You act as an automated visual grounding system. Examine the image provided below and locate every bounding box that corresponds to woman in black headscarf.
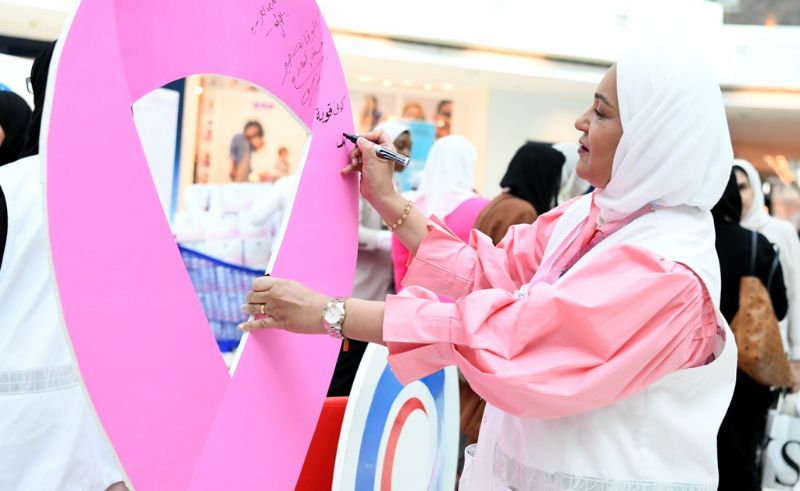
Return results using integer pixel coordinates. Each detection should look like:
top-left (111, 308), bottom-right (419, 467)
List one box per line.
top-left (0, 91), bottom-right (32, 166)
top-left (0, 42), bottom-right (54, 268)
top-left (1, 42), bottom-right (55, 268)
top-left (474, 141), bottom-right (565, 245)
top-left (0, 90), bottom-right (31, 266)
top-left (713, 169), bottom-right (788, 490)
top-left (19, 41), bottom-right (55, 160)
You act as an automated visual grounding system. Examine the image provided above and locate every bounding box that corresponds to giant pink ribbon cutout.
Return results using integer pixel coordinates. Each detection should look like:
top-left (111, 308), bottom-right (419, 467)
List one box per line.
top-left (43, 0), bottom-right (357, 488)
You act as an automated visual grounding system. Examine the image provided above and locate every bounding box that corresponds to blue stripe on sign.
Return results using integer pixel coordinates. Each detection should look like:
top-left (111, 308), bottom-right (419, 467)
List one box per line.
top-left (354, 365), bottom-right (446, 490)
top-left (355, 365), bottom-right (403, 490)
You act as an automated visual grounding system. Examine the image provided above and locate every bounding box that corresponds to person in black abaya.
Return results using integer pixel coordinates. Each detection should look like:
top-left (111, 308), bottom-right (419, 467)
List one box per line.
top-left (473, 141), bottom-right (566, 245)
top-left (0, 91), bottom-right (32, 167)
top-left (714, 169), bottom-right (789, 491)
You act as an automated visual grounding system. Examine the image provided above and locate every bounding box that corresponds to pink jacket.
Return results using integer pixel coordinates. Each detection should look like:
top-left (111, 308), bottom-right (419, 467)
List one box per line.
top-left (384, 199), bottom-right (716, 419)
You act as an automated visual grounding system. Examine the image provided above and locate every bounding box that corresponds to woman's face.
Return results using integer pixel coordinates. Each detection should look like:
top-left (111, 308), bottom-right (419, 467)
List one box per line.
top-left (574, 66), bottom-right (623, 188)
top-left (392, 132), bottom-right (412, 172)
top-left (735, 168), bottom-right (754, 216)
top-left (394, 132), bottom-right (412, 157)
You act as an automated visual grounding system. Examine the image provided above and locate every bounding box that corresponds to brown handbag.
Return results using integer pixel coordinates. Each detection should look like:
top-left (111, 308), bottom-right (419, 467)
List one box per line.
top-left (730, 232), bottom-right (794, 388)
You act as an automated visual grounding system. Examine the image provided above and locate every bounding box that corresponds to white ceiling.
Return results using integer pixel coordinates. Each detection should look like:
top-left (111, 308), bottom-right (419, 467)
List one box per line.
top-left (3, 0), bottom-right (798, 163)
top-left (727, 104), bottom-right (800, 153)
top-left (337, 35), bottom-right (800, 159)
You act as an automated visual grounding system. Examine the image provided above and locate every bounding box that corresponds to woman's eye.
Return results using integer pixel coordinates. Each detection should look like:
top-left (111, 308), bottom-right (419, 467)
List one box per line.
top-left (594, 108), bottom-right (604, 119)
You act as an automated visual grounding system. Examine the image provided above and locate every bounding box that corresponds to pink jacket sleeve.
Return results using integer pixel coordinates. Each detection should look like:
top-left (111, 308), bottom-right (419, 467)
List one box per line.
top-left (384, 232), bottom-right (716, 419)
top-left (399, 211), bottom-right (558, 300)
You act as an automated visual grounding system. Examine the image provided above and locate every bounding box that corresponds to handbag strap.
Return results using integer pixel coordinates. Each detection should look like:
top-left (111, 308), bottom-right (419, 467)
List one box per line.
top-left (767, 246), bottom-right (781, 290)
top-left (749, 230), bottom-right (782, 289)
top-left (750, 230), bottom-right (758, 276)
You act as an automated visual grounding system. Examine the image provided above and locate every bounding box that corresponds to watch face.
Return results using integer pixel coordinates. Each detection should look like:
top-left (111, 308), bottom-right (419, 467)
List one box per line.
top-left (324, 303), bottom-right (345, 325)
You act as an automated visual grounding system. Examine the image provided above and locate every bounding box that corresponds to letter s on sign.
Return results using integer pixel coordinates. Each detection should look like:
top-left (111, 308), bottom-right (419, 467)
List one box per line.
top-left (777, 440), bottom-right (800, 486)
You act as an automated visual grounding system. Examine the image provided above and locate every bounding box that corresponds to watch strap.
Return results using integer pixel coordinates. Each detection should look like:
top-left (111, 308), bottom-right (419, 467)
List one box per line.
top-left (322, 297), bottom-right (347, 340)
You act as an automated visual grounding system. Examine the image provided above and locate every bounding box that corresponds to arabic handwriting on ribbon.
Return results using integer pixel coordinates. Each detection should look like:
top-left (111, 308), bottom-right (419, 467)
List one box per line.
top-left (280, 20), bottom-right (325, 107)
top-left (314, 96), bottom-right (347, 124)
top-left (300, 71), bottom-right (322, 107)
top-left (250, 0), bottom-right (287, 39)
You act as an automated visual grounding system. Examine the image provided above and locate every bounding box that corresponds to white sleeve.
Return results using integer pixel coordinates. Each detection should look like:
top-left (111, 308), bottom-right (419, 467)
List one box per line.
top-left (357, 197), bottom-right (392, 252)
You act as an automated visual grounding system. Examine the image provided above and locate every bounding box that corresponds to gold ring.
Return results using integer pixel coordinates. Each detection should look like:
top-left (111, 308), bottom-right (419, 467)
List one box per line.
top-left (260, 304), bottom-right (266, 315)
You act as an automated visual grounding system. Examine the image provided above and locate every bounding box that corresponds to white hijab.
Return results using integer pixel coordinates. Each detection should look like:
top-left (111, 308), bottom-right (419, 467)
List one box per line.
top-left (595, 47), bottom-right (733, 222)
top-left (544, 47), bottom-right (732, 309)
top-left (374, 120), bottom-right (410, 145)
top-left (552, 142), bottom-right (589, 203)
top-left (735, 159), bottom-right (771, 230)
top-left (413, 135), bottom-right (478, 218)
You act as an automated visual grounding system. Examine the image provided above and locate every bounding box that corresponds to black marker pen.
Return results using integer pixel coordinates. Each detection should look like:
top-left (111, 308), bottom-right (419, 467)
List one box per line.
top-left (343, 133), bottom-right (411, 168)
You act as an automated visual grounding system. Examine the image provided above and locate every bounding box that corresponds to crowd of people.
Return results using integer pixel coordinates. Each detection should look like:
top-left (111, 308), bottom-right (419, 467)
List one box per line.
top-left (2, 39), bottom-right (800, 490)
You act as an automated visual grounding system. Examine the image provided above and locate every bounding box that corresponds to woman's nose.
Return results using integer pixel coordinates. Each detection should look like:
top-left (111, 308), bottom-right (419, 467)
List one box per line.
top-left (575, 112), bottom-right (589, 132)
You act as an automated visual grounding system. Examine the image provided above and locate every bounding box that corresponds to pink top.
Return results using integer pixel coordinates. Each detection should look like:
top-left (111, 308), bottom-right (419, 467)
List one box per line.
top-left (383, 198), bottom-right (717, 419)
top-left (392, 196), bottom-right (489, 291)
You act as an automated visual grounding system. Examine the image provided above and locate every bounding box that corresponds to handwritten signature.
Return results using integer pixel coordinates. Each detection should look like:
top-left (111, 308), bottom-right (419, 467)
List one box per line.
top-left (301, 72), bottom-right (322, 107)
top-left (280, 20), bottom-right (325, 107)
top-left (315, 96), bottom-right (346, 124)
top-left (250, 0), bottom-right (288, 39)
top-left (282, 21), bottom-right (320, 85)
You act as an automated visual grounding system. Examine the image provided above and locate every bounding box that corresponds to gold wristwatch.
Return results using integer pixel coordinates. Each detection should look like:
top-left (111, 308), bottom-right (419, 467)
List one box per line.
top-left (322, 297), bottom-right (348, 350)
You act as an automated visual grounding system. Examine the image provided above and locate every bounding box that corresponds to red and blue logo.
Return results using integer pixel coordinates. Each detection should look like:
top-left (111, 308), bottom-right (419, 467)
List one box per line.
top-left (333, 345), bottom-right (458, 490)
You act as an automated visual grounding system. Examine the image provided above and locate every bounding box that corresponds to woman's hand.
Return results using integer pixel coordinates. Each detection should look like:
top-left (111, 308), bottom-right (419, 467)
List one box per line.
top-left (341, 129), bottom-right (399, 206)
top-left (341, 129), bottom-right (431, 258)
top-left (239, 276), bottom-right (328, 334)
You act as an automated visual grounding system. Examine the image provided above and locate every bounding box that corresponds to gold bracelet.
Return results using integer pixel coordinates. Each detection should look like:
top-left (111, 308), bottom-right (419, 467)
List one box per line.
top-left (382, 200), bottom-right (413, 231)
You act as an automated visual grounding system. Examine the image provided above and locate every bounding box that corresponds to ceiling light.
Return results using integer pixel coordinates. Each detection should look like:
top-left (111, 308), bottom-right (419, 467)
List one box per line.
top-left (764, 14), bottom-right (778, 27)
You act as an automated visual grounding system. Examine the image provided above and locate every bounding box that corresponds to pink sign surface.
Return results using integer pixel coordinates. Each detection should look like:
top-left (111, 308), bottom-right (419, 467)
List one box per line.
top-left (43, 0), bottom-right (357, 489)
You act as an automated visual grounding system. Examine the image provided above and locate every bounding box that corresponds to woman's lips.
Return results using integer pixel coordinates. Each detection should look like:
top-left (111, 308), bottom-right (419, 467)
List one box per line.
top-left (578, 144), bottom-right (589, 155)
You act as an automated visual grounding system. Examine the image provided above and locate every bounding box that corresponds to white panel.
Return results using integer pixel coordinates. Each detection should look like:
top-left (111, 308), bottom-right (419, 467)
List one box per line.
top-left (132, 87), bottom-right (181, 220)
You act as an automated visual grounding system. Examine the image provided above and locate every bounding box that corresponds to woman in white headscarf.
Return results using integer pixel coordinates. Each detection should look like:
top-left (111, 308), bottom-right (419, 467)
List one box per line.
top-left (242, 46), bottom-right (735, 489)
top-left (734, 159), bottom-right (800, 369)
top-left (327, 120), bottom-right (412, 396)
top-left (352, 120), bottom-right (411, 302)
top-left (391, 135), bottom-right (489, 290)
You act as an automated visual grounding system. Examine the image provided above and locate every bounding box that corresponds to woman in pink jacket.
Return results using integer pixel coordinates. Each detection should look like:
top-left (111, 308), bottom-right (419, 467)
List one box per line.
top-left (242, 46), bottom-right (736, 490)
